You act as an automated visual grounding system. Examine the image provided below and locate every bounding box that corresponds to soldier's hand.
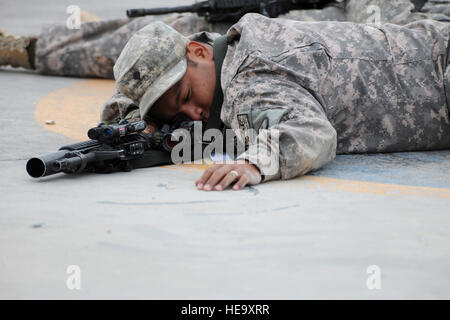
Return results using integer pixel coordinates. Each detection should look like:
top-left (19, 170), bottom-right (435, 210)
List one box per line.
top-left (143, 120), bottom-right (158, 134)
top-left (195, 160), bottom-right (262, 191)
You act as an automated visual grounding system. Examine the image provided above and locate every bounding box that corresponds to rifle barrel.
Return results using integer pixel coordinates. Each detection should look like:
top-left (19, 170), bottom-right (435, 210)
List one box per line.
top-left (26, 150), bottom-right (70, 178)
top-left (127, 5), bottom-right (196, 17)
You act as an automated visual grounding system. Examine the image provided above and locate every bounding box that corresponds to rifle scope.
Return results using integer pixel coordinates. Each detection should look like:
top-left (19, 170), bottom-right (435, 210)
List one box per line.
top-left (87, 121), bottom-right (146, 141)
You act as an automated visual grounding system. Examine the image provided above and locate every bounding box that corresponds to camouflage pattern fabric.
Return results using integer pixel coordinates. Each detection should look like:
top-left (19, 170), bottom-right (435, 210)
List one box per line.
top-left (346, 0), bottom-right (417, 24)
top-left (34, 4), bottom-right (349, 79)
top-left (222, 14), bottom-right (450, 181)
top-left (113, 22), bottom-right (191, 119)
top-left (97, 0), bottom-right (449, 122)
top-left (99, 91), bottom-right (137, 123)
top-left (35, 13), bottom-right (216, 78)
top-left (346, 0), bottom-right (450, 24)
top-left (35, 0), bottom-right (450, 79)
top-left (282, 5), bottom-right (346, 21)
top-left (414, 0), bottom-right (450, 22)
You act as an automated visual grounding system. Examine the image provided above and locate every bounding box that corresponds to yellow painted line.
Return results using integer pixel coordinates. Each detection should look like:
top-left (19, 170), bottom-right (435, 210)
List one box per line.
top-left (35, 80), bottom-right (450, 199)
top-left (162, 163), bottom-right (212, 171)
top-left (292, 176), bottom-right (450, 198)
top-left (35, 79), bottom-right (115, 141)
top-left (164, 164), bottom-right (450, 198)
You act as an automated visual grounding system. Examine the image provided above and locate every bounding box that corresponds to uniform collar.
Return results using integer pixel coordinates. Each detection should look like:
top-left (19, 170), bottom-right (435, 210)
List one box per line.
top-left (205, 34), bottom-right (228, 132)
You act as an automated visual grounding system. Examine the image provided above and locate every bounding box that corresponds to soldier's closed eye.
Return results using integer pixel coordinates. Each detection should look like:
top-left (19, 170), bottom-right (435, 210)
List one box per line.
top-left (184, 88), bottom-right (191, 103)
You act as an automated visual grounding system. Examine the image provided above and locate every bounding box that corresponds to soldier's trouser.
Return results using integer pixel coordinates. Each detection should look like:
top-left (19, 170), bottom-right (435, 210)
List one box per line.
top-left (34, 7), bottom-right (348, 79)
top-left (35, 14), bottom-right (227, 78)
top-left (33, 1), bottom-right (449, 79)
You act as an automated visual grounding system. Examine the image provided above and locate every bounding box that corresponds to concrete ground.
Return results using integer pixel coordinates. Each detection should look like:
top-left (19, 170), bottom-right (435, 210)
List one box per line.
top-left (1, 1), bottom-right (450, 300)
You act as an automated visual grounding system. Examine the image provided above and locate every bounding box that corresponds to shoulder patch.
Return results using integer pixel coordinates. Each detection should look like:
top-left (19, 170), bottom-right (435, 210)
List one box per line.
top-left (237, 113), bottom-right (251, 131)
top-left (237, 113), bottom-right (252, 150)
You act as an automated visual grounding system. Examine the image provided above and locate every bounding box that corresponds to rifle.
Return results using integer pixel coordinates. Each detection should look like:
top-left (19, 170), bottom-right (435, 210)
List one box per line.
top-left (26, 120), bottom-right (195, 178)
top-left (127, 0), bottom-right (344, 22)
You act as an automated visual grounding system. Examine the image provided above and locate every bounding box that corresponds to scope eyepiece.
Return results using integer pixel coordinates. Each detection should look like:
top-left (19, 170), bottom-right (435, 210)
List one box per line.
top-left (87, 127), bottom-right (100, 140)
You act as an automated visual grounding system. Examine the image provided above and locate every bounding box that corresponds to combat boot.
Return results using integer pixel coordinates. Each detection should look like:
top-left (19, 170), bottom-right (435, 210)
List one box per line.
top-left (0, 32), bottom-right (36, 69)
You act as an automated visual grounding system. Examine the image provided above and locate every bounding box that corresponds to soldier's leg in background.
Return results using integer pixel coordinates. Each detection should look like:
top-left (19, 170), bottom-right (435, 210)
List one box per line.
top-left (13, 1), bottom-right (436, 79)
top-left (34, 18), bottom-right (127, 78)
top-left (280, 4), bottom-right (347, 21)
top-left (422, 0), bottom-right (450, 16)
top-left (2, 2), bottom-right (356, 78)
top-left (413, 0), bottom-right (450, 23)
top-left (34, 13), bottom-right (222, 79)
top-left (0, 10), bottom-right (105, 71)
top-left (345, 0), bottom-right (450, 24)
top-left (345, 0), bottom-right (416, 24)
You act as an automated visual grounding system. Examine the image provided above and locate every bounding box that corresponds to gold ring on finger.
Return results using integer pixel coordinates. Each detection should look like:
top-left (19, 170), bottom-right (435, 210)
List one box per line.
top-left (229, 170), bottom-right (239, 177)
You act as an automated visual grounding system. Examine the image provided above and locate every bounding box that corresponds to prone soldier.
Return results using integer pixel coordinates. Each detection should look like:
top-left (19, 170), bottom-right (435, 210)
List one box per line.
top-left (109, 10), bottom-right (450, 190)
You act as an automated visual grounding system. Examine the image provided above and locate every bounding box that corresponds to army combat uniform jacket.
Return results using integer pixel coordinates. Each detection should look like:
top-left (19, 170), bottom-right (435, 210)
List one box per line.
top-left (218, 14), bottom-right (450, 181)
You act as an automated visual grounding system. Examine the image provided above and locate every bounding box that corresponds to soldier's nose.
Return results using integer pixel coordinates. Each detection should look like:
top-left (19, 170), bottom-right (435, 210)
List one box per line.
top-left (201, 110), bottom-right (209, 122)
top-left (186, 106), bottom-right (203, 121)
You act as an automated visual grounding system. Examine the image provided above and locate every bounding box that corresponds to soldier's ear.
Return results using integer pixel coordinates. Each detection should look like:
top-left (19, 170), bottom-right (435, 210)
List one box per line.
top-left (186, 41), bottom-right (213, 61)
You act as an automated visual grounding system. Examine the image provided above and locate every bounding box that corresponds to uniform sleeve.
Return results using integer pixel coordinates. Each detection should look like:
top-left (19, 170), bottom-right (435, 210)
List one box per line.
top-left (100, 89), bottom-right (139, 123)
top-left (227, 55), bottom-right (337, 182)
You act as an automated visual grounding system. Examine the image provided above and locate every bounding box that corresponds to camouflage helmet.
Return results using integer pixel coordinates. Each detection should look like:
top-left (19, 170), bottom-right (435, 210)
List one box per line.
top-left (113, 21), bottom-right (189, 119)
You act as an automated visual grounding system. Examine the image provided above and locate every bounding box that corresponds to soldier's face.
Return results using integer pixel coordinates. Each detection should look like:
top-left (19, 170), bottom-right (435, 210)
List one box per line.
top-left (150, 41), bottom-right (216, 123)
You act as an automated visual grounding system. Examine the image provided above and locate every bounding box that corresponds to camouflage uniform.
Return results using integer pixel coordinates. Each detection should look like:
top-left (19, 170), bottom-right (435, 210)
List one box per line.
top-left (34, 6), bottom-right (348, 79)
top-left (220, 13), bottom-right (450, 181)
top-left (98, 0), bottom-right (449, 122)
top-left (35, 14), bottom-right (218, 79)
top-left (31, 1), bottom-right (450, 180)
top-left (34, 0), bottom-right (449, 80)
top-left (111, 12), bottom-right (450, 181)
top-left (345, 0), bottom-right (450, 24)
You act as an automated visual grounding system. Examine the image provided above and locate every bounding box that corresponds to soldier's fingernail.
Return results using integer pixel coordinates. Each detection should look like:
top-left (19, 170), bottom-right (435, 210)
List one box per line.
top-left (204, 184), bottom-right (211, 191)
top-left (233, 185), bottom-right (239, 190)
top-left (197, 183), bottom-right (203, 189)
top-left (215, 185), bottom-right (222, 191)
